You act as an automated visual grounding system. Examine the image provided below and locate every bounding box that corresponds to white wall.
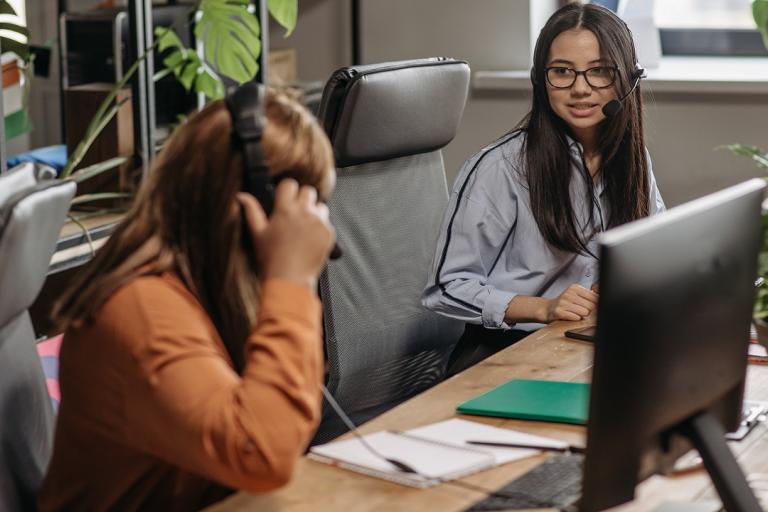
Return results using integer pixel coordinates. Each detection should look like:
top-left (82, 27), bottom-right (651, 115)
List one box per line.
top-left (268, 0), bottom-right (351, 82)
top-left (360, 0), bottom-right (534, 71)
top-left (643, 91), bottom-right (768, 206)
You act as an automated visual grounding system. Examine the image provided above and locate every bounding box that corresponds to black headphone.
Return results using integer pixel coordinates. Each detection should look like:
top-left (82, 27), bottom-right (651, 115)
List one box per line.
top-left (226, 81), bottom-right (276, 214)
top-left (225, 81), bottom-right (342, 259)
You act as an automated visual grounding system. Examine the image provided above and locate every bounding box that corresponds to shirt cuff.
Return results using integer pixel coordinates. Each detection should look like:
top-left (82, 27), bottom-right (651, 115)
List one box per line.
top-left (481, 289), bottom-right (517, 329)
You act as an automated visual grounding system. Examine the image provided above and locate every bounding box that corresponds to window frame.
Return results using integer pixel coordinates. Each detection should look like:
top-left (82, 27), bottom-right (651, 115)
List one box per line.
top-left (556, 0), bottom-right (768, 57)
top-left (659, 28), bottom-right (768, 57)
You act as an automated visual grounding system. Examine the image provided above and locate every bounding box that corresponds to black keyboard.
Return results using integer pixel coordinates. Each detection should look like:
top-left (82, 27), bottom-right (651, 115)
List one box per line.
top-left (466, 453), bottom-right (583, 511)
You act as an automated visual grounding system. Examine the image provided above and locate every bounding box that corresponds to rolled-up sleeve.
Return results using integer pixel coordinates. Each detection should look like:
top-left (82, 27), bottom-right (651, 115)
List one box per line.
top-left (422, 149), bottom-right (520, 329)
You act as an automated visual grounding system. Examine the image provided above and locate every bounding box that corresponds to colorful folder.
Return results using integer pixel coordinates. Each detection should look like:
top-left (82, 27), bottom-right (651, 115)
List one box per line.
top-left (457, 379), bottom-right (590, 425)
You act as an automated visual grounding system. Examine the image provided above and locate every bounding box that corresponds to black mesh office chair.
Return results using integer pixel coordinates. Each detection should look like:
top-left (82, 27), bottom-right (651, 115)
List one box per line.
top-left (0, 164), bottom-right (76, 511)
top-left (314, 58), bottom-right (470, 442)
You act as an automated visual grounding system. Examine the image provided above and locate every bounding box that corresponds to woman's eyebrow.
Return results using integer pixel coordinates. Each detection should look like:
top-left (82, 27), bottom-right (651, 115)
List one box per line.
top-left (548, 58), bottom-right (609, 66)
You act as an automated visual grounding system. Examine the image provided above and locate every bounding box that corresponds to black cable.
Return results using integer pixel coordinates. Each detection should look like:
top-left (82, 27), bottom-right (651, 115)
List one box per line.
top-left (320, 384), bottom-right (570, 507)
top-left (320, 385), bottom-right (417, 473)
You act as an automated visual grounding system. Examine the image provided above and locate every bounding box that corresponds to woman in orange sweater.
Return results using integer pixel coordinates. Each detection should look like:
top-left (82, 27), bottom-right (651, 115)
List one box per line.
top-left (38, 89), bottom-right (336, 510)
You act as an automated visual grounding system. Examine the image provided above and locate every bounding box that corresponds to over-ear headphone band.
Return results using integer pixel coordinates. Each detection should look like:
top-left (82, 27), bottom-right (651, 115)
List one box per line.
top-left (226, 82), bottom-right (275, 213)
top-left (226, 81), bottom-right (343, 260)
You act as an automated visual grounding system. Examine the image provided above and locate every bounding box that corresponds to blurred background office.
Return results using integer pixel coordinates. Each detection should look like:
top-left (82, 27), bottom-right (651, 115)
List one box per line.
top-left (19, 0), bottom-right (768, 209)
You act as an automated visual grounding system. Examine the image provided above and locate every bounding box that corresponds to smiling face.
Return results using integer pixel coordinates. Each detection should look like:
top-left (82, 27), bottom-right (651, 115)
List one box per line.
top-left (545, 28), bottom-right (617, 148)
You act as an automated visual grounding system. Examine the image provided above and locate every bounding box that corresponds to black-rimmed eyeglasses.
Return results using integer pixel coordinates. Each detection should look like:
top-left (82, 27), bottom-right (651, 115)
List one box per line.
top-left (545, 66), bottom-right (618, 89)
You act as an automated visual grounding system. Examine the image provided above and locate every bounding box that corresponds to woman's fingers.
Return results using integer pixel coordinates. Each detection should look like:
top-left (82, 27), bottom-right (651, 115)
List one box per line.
top-left (569, 285), bottom-right (598, 305)
top-left (237, 192), bottom-right (268, 238)
top-left (273, 178), bottom-right (300, 211)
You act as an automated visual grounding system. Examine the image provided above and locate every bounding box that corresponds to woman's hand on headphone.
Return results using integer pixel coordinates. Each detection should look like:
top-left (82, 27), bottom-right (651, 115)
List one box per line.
top-left (238, 179), bottom-right (336, 291)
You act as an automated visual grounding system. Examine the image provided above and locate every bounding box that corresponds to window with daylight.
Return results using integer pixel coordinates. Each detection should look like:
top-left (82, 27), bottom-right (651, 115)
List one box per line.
top-left (655, 0), bottom-right (767, 56)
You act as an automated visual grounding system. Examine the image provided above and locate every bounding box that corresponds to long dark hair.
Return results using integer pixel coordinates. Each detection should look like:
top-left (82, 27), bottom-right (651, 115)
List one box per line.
top-left (522, 2), bottom-right (649, 254)
top-left (53, 92), bottom-right (334, 371)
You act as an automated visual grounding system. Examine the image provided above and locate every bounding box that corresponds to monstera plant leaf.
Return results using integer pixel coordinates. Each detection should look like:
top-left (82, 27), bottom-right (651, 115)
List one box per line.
top-left (196, 0), bottom-right (261, 85)
top-left (156, 27), bottom-right (226, 99)
top-left (268, 0), bottom-right (298, 37)
top-left (154, 0), bottom-right (297, 98)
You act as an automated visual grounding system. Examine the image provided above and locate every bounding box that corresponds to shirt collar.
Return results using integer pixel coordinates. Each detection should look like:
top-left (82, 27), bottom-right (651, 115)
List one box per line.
top-left (565, 133), bottom-right (582, 153)
top-left (565, 133), bottom-right (606, 195)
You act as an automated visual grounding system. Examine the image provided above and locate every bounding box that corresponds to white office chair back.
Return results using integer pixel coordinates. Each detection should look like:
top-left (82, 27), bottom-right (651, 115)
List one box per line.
top-left (0, 163), bottom-right (75, 511)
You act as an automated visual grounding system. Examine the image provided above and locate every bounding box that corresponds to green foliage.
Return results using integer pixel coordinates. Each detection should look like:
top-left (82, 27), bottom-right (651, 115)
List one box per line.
top-left (156, 0), bottom-right (298, 99)
top-left (756, 211), bottom-right (768, 319)
top-left (755, 0), bottom-right (768, 49)
top-left (726, 143), bottom-right (768, 318)
top-left (724, 144), bottom-right (768, 169)
top-left (196, 0), bottom-right (261, 85)
top-left (156, 27), bottom-right (225, 99)
top-left (69, 156), bottom-right (129, 184)
top-left (268, 0), bottom-right (298, 37)
top-left (61, 0), bottom-right (299, 192)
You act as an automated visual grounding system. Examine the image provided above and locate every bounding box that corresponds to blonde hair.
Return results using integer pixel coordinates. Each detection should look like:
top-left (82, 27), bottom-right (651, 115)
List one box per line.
top-left (53, 90), bottom-right (334, 370)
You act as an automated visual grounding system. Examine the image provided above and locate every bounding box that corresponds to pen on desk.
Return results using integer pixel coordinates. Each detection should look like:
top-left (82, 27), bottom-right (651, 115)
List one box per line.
top-left (465, 440), bottom-right (585, 454)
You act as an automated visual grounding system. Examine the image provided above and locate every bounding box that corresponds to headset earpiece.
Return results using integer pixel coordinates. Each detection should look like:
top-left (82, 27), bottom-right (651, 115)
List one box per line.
top-left (226, 81), bottom-right (343, 260)
top-left (632, 63), bottom-right (646, 80)
top-left (226, 81), bottom-right (274, 214)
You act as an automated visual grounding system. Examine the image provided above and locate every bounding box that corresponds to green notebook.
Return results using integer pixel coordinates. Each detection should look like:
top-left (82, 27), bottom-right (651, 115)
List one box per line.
top-left (457, 379), bottom-right (590, 425)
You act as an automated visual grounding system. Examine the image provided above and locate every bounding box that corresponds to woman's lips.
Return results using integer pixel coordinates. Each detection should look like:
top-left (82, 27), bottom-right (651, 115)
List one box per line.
top-left (568, 103), bottom-right (600, 117)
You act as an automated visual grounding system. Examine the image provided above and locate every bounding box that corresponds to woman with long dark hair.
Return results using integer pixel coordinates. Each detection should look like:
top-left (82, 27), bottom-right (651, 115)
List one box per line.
top-left (423, 3), bottom-right (665, 374)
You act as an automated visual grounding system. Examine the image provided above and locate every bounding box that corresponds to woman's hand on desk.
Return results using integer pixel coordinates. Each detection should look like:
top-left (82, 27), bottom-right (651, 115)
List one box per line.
top-left (545, 284), bottom-right (598, 322)
top-left (504, 284), bottom-right (598, 323)
top-left (238, 179), bottom-right (336, 291)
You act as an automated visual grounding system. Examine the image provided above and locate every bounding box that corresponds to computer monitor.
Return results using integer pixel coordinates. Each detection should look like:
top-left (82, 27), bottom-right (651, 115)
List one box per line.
top-left (581, 178), bottom-right (766, 512)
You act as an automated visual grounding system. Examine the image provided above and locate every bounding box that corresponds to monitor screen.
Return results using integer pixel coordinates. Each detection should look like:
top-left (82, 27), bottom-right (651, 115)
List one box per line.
top-left (581, 178), bottom-right (765, 511)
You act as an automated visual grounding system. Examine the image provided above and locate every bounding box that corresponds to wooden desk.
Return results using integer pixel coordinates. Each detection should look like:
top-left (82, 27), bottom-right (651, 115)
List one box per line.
top-left (206, 321), bottom-right (768, 512)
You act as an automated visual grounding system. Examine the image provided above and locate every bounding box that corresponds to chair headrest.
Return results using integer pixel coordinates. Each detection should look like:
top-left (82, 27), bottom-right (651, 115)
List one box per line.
top-left (0, 164), bottom-right (76, 328)
top-left (317, 58), bottom-right (470, 168)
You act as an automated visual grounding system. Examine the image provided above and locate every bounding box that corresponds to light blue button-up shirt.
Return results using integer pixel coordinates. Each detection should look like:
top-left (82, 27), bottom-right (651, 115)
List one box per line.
top-left (422, 130), bottom-right (666, 331)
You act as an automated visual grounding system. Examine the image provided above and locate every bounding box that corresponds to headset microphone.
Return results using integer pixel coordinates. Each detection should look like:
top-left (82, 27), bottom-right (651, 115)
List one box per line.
top-left (602, 66), bottom-right (645, 118)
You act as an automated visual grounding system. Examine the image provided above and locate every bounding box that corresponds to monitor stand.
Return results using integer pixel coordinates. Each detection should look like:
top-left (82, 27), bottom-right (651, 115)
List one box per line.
top-left (681, 411), bottom-right (763, 512)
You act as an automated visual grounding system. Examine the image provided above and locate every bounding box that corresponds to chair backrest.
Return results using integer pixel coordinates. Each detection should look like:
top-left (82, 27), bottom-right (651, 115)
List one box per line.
top-left (316, 58), bottom-right (469, 428)
top-left (0, 163), bottom-right (75, 511)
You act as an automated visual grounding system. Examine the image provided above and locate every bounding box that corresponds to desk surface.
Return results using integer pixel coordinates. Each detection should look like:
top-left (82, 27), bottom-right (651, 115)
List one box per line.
top-left (206, 320), bottom-right (768, 512)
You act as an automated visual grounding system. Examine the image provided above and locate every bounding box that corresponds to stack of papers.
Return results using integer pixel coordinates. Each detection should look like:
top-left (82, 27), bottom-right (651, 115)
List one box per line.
top-left (308, 418), bottom-right (569, 487)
